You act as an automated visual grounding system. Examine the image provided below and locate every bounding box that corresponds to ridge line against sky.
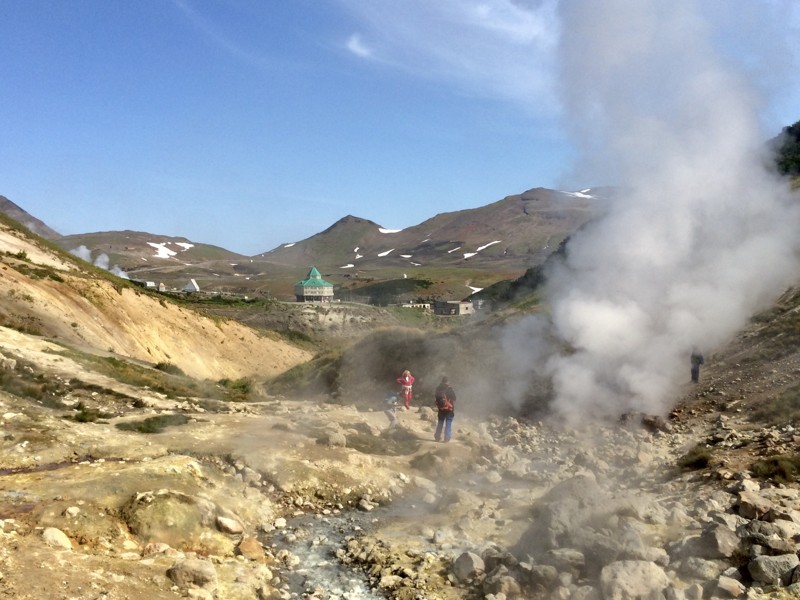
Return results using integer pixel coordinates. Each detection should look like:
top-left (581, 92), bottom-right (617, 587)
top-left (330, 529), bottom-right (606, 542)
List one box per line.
top-left (1, 1), bottom-right (799, 256)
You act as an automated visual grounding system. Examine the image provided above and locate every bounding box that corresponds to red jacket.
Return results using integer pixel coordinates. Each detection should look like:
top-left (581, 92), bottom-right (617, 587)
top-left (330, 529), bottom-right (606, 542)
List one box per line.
top-left (397, 374), bottom-right (414, 387)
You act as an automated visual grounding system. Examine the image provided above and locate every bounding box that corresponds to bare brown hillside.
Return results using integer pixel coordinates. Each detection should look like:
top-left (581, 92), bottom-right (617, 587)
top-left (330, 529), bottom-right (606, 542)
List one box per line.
top-left (0, 219), bottom-right (312, 381)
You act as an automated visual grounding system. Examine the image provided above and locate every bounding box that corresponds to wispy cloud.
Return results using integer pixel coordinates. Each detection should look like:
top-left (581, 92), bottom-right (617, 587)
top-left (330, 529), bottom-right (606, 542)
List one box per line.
top-left (337, 0), bottom-right (560, 113)
top-left (346, 33), bottom-right (373, 58)
top-left (170, 0), bottom-right (276, 70)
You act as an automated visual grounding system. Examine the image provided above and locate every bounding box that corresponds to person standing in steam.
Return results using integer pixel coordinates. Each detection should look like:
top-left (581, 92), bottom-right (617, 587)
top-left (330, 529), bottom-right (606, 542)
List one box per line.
top-left (382, 392), bottom-right (399, 430)
top-left (396, 369), bottom-right (415, 410)
top-left (690, 348), bottom-right (705, 383)
top-left (433, 376), bottom-right (456, 443)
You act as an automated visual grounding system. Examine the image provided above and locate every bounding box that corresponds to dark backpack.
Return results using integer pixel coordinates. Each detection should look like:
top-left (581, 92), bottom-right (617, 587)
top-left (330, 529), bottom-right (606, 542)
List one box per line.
top-left (435, 390), bottom-right (453, 411)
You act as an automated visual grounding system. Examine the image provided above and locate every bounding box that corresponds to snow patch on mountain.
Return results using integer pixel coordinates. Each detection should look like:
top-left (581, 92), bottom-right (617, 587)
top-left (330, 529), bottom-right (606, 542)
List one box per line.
top-left (476, 240), bottom-right (501, 252)
top-left (147, 242), bottom-right (177, 259)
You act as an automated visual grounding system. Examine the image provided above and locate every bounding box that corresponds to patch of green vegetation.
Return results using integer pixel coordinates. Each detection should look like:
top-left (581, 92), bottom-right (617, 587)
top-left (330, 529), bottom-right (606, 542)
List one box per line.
top-left (744, 288), bottom-right (800, 363)
top-left (217, 377), bottom-right (253, 401)
top-left (155, 362), bottom-right (185, 376)
top-left (751, 453), bottom-right (800, 483)
top-left (473, 257), bottom-right (552, 311)
top-left (69, 401), bottom-right (114, 423)
top-left (677, 443), bottom-right (713, 470)
top-left (265, 349), bottom-right (343, 398)
top-left (0, 312), bottom-right (44, 336)
top-left (338, 278), bottom-right (434, 306)
top-left (383, 305), bottom-right (439, 327)
top-left (0, 359), bottom-right (66, 408)
top-left (9, 262), bottom-right (64, 281)
top-left (49, 346), bottom-right (246, 403)
top-left (774, 119), bottom-right (800, 176)
top-left (277, 329), bottom-right (315, 347)
top-left (168, 293), bottom-right (275, 310)
top-left (115, 413), bottom-right (191, 434)
top-left (749, 383), bottom-right (800, 426)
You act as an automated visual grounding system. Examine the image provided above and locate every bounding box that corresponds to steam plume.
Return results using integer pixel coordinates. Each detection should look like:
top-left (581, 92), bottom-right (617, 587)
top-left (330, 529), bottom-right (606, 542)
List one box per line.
top-left (540, 1), bottom-right (800, 421)
top-left (70, 246), bottom-right (130, 279)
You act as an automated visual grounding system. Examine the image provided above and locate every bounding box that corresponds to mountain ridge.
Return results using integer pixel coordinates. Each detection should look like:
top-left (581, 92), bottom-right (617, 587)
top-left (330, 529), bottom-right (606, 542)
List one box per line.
top-left (0, 186), bottom-right (600, 301)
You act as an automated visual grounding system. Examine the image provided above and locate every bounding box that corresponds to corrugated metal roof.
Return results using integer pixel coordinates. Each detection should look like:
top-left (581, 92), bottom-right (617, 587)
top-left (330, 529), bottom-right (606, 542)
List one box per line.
top-left (295, 266), bottom-right (333, 287)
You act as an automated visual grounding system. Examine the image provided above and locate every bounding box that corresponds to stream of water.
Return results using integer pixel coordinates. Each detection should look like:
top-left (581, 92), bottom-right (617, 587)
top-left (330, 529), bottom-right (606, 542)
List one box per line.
top-left (270, 509), bottom-right (385, 599)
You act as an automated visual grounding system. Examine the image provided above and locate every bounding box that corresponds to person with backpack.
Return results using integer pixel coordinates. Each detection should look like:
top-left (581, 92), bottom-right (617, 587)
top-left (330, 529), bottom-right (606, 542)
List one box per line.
top-left (396, 369), bottom-right (415, 410)
top-left (433, 376), bottom-right (456, 442)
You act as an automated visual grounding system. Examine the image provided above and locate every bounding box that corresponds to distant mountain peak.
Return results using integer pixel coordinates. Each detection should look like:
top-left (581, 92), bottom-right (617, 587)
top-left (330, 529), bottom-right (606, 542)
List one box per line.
top-left (322, 215), bottom-right (380, 233)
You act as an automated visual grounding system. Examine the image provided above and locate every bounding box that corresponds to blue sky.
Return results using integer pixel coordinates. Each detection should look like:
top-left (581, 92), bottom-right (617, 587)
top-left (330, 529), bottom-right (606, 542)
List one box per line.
top-left (1, 1), bottom-right (798, 256)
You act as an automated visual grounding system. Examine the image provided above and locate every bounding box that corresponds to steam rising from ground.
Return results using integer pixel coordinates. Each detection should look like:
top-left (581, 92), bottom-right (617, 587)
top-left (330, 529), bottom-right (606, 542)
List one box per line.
top-left (510, 1), bottom-right (800, 422)
top-left (70, 245), bottom-right (130, 279)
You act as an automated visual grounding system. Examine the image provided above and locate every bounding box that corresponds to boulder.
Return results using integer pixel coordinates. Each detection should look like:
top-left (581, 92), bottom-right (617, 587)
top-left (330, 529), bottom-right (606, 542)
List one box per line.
top-left (737, 491), bottom-right (774, 519)
top-left (748, 553), bottom-right (800, 585)
top-left (528, 564), bottom-right (559, 587)
top-left (122, 490), bottom-right (233, 556)
top-left (318, 430), bottom-right (347, 447)
top-left (600, 561), bottom-right (668, 600)
top-left (696, 523), bottom-right (741, 559)
top-left (453, 551), bottom-right (485, 582)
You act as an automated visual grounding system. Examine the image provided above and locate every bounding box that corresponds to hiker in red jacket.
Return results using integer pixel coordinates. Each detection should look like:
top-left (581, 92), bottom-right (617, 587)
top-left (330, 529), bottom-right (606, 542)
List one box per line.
top-left (396, 369), bottom-right (415, 409)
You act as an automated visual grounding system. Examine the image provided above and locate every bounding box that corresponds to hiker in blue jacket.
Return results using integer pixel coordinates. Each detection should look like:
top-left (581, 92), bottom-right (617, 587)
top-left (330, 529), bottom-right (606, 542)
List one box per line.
top-left (383, 392), bottom-right (400, 429)
top-left (433, 377), bottom-right (456, 442)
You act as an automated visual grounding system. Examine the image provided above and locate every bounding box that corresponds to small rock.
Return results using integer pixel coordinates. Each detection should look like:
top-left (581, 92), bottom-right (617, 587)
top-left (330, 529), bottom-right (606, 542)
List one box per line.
top-left (716, 575), bottom-right (746, 598)
top-left (237, 536), bottom-right (265, 562)
top-left (357, 498), bottom-right (375, 512)
top-left (166, 559), bottom-right (218, 591)
top-left (216, 515), bottom-right (244, 534)
top-left (42, 527), bottom-right (72, 550)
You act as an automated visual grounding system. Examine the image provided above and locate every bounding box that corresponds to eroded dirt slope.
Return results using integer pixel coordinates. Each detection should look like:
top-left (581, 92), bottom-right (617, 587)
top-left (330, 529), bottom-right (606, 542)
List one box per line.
top-left (0, 221), bottom-right (311, 380)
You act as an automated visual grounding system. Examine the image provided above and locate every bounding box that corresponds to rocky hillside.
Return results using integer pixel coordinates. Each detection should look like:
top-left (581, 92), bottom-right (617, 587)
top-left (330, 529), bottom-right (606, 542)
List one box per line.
top-left (0, 214), bottom-right (311, 381)
top-left (0, 195), bottom-right (61, 240)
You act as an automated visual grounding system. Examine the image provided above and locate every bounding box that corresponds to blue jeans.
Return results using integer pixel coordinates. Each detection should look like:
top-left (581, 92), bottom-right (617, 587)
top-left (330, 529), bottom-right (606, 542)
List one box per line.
top-left (435, 412), bottom-right (454, 442)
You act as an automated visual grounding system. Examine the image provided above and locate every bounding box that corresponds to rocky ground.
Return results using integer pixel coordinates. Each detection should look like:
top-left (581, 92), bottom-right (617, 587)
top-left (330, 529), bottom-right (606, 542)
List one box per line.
top-left (3, 317), bottom-right (800, 600)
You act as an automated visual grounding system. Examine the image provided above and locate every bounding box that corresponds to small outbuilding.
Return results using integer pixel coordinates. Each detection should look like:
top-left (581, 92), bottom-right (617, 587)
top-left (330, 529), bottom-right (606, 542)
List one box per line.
top-left (183, 279), bottom-right (200, 293)
top-left (294, 267), bottom-right (334, 303)
top-left (433, 300), bottom-right (474, 316)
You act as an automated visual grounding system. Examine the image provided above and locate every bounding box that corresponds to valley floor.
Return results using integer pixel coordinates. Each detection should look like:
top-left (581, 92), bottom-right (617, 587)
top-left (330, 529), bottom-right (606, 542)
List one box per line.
top-left (2, 324), bottom-right (800, 599)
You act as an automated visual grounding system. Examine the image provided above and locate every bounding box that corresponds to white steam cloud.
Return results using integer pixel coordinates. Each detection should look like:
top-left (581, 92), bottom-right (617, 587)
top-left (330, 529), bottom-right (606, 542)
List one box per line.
top-left (70, 246), bottom-right (130, 280)
top-left (519, 1), bottom-right (800, 422)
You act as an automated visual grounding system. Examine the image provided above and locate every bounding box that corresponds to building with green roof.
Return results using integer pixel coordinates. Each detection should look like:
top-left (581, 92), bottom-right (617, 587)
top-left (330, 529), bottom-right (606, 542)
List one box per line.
top-left (294, 266), bottom-right (334, 303)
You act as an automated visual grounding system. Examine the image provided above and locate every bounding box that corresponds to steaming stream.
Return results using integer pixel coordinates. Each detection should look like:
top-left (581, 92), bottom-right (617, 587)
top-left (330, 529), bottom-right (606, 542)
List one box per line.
top-left (270, 510), bottom-right (384, 599)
